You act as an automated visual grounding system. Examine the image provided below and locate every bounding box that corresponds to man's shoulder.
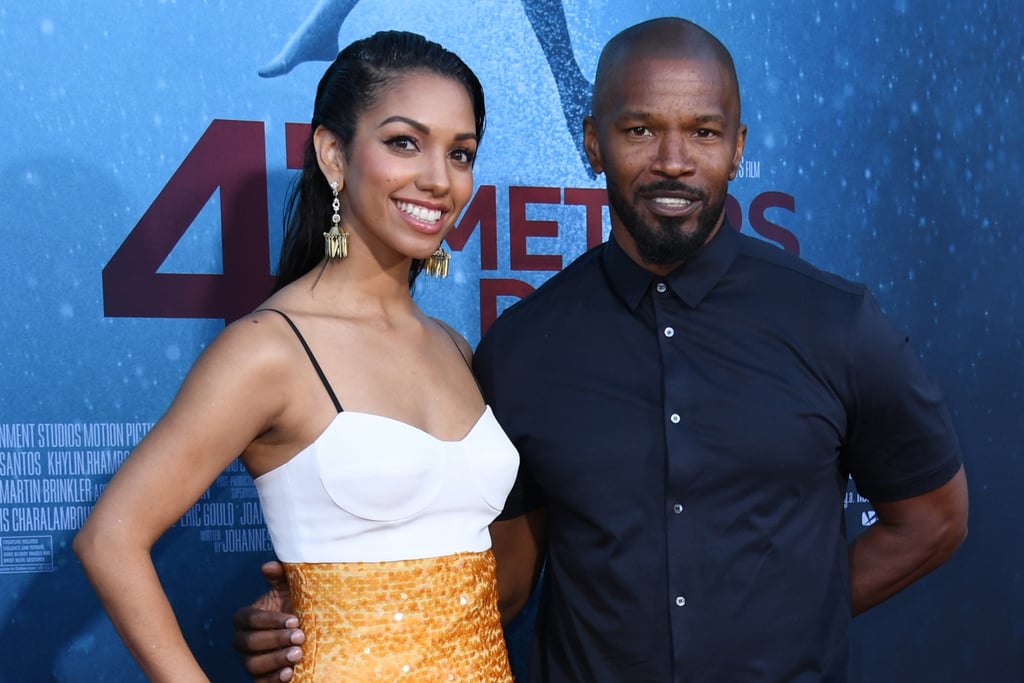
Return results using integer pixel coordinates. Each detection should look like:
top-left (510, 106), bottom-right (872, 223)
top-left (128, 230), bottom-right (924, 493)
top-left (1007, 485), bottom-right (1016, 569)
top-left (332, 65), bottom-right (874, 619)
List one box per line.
top-left (732, 231), bottom-right (867, 301)
top-left (487, 243), bottom-right (607, 332)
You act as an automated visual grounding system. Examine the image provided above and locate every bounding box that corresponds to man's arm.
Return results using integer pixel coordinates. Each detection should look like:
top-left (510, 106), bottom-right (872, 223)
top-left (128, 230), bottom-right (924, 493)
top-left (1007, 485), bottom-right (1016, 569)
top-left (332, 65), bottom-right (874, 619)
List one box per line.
top-left (490, 509), bottom-right (547, 625)
top-left (848, 466), bottom-right (968, 615)
top-left (231, 562), bottom-right (304, 682)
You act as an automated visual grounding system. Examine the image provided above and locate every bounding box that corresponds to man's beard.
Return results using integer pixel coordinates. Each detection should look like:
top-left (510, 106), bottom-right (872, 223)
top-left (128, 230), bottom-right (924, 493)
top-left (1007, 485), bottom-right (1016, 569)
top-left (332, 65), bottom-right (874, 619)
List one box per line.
top-left (607, 179), bottom-right (724, 267)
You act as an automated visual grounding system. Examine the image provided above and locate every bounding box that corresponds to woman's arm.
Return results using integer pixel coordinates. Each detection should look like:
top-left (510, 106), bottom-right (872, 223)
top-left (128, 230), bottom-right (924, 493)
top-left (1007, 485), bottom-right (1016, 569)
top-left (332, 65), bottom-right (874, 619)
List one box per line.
top-left (74, 317), bottom-right (288, 682)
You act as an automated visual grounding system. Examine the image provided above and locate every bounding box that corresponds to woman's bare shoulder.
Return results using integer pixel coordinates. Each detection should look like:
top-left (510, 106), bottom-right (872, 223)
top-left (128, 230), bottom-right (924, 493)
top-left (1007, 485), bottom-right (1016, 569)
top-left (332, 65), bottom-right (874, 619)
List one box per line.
top-left (430, 316), bottom-right (473, 363)
top-left (190, 308), bottom-right (306, 385)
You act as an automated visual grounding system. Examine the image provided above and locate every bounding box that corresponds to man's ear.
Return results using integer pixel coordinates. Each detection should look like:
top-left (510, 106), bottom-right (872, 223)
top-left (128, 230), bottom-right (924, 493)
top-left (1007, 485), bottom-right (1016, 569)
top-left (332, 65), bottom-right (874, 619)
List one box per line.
top-left (313, 126), bottom-right (346, 190)
top-left (728, 123), bottom-right (747, 181)
top-left (582, 116), bottom-right (604, 175)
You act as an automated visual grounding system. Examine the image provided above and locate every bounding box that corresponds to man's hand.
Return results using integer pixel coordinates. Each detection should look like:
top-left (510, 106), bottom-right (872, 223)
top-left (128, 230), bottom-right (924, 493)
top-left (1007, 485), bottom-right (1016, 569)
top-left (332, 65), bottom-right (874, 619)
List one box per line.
top-left (231, 561), bottom-right (304, 682)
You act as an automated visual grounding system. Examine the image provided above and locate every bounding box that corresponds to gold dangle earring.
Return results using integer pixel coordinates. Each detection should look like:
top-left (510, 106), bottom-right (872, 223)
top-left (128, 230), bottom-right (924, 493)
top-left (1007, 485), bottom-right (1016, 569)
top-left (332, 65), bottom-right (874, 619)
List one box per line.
top-left (424, 245), bottom-right (450, 278)
top-left (323, 181), bottom-right (348, 260)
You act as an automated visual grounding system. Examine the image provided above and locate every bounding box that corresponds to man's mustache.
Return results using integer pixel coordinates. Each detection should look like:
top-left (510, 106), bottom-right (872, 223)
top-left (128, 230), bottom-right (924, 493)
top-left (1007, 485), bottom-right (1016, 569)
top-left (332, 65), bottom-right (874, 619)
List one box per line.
top-left (636, 180), bottom-right (707, 201)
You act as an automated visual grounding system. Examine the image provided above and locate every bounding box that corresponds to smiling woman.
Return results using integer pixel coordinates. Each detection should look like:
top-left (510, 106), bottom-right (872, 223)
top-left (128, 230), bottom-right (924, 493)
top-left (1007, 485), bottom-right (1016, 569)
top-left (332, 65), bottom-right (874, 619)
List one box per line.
top-left (323, 73), bottom-right (478, 269)
top-left (74, 31), bottom-right (518, 683)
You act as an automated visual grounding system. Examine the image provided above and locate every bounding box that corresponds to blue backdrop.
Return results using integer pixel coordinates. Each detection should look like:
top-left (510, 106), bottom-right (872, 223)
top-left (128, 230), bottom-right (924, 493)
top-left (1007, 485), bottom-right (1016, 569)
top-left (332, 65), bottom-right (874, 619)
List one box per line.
top-left (0, 1), bottom-right (1020, 680)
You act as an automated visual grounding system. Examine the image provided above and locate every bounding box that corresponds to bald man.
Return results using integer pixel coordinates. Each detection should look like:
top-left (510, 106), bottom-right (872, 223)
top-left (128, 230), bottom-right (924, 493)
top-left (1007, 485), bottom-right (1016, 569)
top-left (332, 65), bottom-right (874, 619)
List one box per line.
top-left (235, 17), bottom-right (967, 682)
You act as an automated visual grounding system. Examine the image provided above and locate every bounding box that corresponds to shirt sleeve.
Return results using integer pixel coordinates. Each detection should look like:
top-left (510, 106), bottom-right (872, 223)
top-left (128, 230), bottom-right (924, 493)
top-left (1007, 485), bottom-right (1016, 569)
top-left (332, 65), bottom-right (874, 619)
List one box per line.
top-left (843, 290), bottom-right (963, 502)
top-left (473, 326), bottom-right (545, 519)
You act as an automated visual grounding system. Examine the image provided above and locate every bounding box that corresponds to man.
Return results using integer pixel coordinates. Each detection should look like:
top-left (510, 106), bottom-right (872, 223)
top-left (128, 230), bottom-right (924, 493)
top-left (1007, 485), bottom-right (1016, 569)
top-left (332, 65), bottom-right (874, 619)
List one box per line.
top-left (235, 17), bottom-right (967, 682)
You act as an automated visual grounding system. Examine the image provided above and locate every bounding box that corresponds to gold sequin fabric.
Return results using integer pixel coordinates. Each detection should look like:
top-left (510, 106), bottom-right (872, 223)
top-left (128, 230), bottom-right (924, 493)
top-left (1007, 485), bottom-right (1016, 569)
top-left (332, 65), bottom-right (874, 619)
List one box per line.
top-left (284, 550), bottom-right (513, 681)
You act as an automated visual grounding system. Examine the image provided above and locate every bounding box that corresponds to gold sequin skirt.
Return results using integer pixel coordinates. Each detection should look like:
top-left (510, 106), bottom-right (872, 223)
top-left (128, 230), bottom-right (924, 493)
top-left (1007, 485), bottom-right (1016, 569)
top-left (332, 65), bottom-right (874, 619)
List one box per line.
top-left (284, 550), bottom-right (513, 682)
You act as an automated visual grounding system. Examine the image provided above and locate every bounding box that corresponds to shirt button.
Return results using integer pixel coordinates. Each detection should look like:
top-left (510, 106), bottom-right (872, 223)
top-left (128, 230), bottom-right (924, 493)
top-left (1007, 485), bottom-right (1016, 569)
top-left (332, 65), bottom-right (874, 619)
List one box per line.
top-left (656, 282), bottom-right (667, 293)
top-left (670, 413), bottom-right (680, 424)
top-left (673, 503), bottom-right (683, 514)
top-left (664, 326), bottom-right (675, 338)
top-left (675, 596), bottom-right (686, 607)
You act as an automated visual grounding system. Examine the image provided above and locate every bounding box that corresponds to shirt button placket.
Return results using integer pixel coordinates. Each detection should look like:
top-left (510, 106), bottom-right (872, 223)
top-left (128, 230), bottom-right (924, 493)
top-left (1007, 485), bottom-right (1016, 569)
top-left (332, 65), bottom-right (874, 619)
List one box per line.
top-left (668, 407), bottom-right (683, 512)
top-left (655, 283), bottom-right (689, 632)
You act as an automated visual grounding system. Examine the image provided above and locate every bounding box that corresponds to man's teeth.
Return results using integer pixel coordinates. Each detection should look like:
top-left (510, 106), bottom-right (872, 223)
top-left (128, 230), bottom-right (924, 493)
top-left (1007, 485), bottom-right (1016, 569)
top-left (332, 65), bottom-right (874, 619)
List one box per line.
top-left (397, 200), bottom-right (442, 222)
top-left (653, 197), bottom-right (692, 207)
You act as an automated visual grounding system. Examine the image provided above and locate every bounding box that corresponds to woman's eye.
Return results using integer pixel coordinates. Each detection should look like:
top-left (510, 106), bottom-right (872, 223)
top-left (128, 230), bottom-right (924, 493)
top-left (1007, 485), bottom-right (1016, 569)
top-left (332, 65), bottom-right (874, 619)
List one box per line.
top-left (451, 148), bottom-right (476, 165)
top-left (386, 135), bottom-right (419, 151)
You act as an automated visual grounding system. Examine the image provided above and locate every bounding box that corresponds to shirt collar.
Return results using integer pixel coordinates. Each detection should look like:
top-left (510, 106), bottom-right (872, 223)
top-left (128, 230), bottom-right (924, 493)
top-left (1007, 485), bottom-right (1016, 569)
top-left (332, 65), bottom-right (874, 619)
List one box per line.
top-left (601, 221), bottom-right (741, 310)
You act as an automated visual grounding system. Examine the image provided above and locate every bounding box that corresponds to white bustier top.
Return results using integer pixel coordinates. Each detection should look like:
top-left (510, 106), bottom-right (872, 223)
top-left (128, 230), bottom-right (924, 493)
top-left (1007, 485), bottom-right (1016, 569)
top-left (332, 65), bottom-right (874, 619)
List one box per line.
top-left (253, 406), bottom-right (519, 563)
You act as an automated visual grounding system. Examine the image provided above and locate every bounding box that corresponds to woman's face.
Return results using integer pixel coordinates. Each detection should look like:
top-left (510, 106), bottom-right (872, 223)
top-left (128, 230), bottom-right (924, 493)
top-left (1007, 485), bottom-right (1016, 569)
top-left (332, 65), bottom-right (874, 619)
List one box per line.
top-left (333, 71), bottom-right (479, 264)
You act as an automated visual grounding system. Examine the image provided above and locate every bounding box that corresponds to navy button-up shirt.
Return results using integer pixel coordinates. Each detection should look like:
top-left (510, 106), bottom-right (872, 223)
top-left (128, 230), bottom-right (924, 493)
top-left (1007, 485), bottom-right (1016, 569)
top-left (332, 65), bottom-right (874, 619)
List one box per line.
top-left (475, 225), bottom-right (961, 682)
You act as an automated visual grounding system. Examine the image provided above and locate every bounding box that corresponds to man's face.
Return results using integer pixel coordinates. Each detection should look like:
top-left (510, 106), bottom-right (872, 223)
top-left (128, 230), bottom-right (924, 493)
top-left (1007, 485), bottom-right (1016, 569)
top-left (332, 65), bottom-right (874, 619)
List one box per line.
top-left (584, 53), bottom-right (746, 273)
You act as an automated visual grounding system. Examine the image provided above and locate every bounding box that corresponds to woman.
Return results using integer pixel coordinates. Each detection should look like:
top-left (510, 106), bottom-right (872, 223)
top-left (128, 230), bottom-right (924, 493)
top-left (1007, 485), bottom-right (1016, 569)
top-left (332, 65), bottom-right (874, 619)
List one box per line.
top-left (75, 31), bottom-right (518, 682)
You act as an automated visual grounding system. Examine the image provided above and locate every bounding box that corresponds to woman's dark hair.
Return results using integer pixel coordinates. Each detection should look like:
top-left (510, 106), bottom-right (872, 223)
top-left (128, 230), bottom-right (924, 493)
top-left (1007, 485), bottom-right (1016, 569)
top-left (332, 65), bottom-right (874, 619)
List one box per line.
top-left (273, 30), bottom-right (486, 292)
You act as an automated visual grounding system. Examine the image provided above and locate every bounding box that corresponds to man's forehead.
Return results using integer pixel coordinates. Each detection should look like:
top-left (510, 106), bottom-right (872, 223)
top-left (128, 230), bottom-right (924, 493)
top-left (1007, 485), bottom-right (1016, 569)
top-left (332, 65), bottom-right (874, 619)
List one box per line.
top-left (610, 50), bottom-right (729, 78)
top-left (605, 55), bottom-right (734, 101)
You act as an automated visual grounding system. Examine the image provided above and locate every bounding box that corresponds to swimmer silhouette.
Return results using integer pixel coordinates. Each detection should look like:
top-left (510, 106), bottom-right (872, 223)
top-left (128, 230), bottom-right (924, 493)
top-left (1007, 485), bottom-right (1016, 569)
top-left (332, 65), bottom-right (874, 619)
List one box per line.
top-left (259, 0), bottom-right (595, 176)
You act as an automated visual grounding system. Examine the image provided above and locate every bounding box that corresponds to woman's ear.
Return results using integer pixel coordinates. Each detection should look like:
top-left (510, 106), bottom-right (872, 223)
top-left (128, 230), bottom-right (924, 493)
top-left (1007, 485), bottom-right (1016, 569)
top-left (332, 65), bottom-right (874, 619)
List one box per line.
top-left (313, 126), bottom-right (346, 190)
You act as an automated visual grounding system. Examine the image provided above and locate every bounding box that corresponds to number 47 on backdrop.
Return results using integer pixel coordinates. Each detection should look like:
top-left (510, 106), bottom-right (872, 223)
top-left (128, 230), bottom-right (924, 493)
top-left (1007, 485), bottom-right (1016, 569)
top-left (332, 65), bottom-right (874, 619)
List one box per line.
top-left (103, 119), bottom-right (277, 324)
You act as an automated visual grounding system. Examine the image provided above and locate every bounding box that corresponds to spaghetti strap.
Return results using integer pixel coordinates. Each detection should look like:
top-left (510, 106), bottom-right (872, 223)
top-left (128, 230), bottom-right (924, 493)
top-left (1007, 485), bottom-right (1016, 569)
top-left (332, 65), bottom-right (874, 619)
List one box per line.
top-left (435, 320), bottom-right (473, 371)
top-left (259, 308), bottom-right (343, 413)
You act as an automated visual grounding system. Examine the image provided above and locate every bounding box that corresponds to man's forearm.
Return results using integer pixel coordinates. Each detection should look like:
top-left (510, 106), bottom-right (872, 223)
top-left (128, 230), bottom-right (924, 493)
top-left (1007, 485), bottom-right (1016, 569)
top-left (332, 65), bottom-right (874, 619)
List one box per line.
top-left (848, 467), bottom-right (968, 615)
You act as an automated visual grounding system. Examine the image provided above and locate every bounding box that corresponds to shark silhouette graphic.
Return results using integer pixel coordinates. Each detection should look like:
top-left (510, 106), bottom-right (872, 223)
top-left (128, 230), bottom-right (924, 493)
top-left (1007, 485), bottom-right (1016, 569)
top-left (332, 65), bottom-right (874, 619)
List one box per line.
top-left (259, 0), bottom-right (595, 176)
